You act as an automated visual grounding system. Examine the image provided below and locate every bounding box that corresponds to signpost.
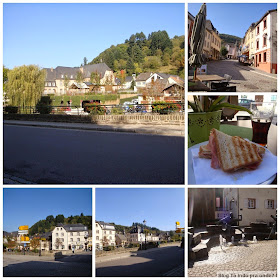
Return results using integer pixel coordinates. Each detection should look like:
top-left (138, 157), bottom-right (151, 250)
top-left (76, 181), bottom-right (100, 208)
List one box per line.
top-left (18, 225), bottom-right (29, 254)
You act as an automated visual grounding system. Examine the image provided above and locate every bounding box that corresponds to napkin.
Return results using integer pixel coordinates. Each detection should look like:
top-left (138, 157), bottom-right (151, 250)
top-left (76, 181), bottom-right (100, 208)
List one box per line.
top-left (191, 143), bottom-right (277, 185)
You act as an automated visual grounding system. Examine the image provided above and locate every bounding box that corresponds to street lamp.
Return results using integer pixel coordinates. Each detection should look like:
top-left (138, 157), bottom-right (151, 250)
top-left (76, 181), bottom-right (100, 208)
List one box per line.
top-left (143, 220), bottom-right (147, 250)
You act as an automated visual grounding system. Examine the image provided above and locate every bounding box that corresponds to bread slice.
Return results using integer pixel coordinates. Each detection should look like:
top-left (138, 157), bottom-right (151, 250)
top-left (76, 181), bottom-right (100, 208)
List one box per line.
top-left (211, 129), bottom-right (262, 172)
top-left (199, 145), bottom-right (212, 159)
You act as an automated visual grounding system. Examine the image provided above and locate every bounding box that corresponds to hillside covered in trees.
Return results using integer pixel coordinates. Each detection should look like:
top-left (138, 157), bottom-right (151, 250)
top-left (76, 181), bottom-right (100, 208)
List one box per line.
top-left (29, 214), bottom-right (92, 236)
top-left (90, 30), bottom-right (185, 78)
top-left (109, 222), bottom-right (166, 235)
top-left (220, 33), bottom-right (242, 46)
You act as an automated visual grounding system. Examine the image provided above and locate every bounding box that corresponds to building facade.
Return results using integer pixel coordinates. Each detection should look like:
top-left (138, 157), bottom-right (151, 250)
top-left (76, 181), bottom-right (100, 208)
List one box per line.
top-left (223, 188), bottom-right (277, 226)
top-left (43, 63), bottom-right (115, 95)
top-left (95, 221), bottom-right (116, 248)
top-left (52, 223), bottom-right (89, 251)
top-left (204, 20), bottom-right (221, 60)
top-left (254, 9), bottom-right (277, 73)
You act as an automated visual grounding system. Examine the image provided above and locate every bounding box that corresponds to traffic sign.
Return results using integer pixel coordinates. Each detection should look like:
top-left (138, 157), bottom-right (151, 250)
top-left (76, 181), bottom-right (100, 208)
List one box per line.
top-left (18, 230), bottom-right (29, 234)
top-left (19, 225), bottom-right (29, 230)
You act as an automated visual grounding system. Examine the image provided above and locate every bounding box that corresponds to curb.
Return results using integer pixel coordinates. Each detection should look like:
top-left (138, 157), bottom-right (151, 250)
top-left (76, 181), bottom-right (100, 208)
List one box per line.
top-left (96, 245), bottom-right (181, 264)
top-left (4, 122), bottom-right (184, 137)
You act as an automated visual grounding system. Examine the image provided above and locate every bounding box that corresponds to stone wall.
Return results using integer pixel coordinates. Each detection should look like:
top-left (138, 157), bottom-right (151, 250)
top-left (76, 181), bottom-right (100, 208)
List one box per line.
top-left (91, 113), bottom-right (185, 125)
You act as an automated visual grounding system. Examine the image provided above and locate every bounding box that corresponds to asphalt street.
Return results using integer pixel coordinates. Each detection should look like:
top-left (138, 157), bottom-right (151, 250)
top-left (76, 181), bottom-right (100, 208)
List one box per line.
top-left (3, 252), bottom-right (92, 277)
top-left (4, 124), bottom-right (184, 184)
top-left (96, 245), bottom-right (184, 277)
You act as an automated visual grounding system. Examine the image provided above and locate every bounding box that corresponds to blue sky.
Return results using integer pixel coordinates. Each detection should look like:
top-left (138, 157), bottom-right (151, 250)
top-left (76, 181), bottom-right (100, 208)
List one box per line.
top-left (3, 188), bottom-right (92, 232)
top-left (188, 3), bottom-right (277, 38)
top-left (96, 188), bottom-right (185, 231)
top-left (3, 3), bottom-right (184, 69)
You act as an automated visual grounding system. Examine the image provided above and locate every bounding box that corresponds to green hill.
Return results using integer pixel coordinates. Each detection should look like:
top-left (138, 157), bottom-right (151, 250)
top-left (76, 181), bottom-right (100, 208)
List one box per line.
top-left (89, 31), bottom-right (185, 78)
top-left (29, 214), bottom-right (92, 236)
top-left (219, 33), bottom-right (242, 46)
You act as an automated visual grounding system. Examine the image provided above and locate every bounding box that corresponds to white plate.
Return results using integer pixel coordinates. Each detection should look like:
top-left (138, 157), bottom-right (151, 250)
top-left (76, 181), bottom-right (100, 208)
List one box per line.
top-left (188, 141), bottom-right (277, 185)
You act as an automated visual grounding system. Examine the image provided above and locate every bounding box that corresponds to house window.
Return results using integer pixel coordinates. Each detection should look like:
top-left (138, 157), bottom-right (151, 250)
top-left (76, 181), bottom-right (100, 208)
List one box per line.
top-left (61, 75), bottom-right (64, 78)
top-left (110, 231), bottom-right (112, 234)
top-left (109, 236), bottom-right (112, 240)
top-left (70, 238), bottom-right (73, 241)
top-left (48, 82), bottom-right (51, 87)
top-left (96, 236), bottom-right (99, 240)
top-left (61, 238), bottom-right (64, 242)
top-left (56, 246), bottom-right (59, 249)
top-left (52, 82), bottom-right (55, 86)
top-left (257, 26), bottom-right (259, 34)
top-left (264, 52), bottom-right (267, 62)
top-left (70, 75), bottom-right (73, 79)
top-left (271, 95), bottom-right (277, 101)
top-left (96, 230), bottom-right (99, 234)
top-left (77, 238), bottom-right (80, 242)
top-left (256, 40), bottom-right (259, 49)
top-left (264, 19), bottom-right (267, 29)
top-left (248, 198), bottom-right (256, 209)
top-left (263, 36), bottom-right (267, 46)
top-left (45, 82), bottom-right (48, 86)
top-left (259, 53), bottom-right (261, 63)
top-left (62, 245), bottom-right (64, 249)
top-left (266, 200), bottom-right (274, 209)
top-left (61, 233), bottom-right (64, 236)
top-left (56, 233), bottom-right (58, 236)
top-left (77, 232), bottom-right (80, 236)
top-left (70, 233), bottom-right (73, 236)
top-left (104, 231), bottom-right (106, 235)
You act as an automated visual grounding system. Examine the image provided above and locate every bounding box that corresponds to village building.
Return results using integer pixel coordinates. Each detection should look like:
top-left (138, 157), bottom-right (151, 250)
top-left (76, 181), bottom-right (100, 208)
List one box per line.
top-left (43, 63), bottom-right (115, 96)
top-left (225, 42), bottom-right (238, 59)
top-left (254, 9), bottom-right (277, 73)
top-left (96, 221), bottom-right (116, 248)
top-left (52, 223), bottom-right (89, 251)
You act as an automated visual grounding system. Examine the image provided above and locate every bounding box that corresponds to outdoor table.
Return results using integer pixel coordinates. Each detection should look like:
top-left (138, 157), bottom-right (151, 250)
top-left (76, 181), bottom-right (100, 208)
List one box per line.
top-left (195, 74), bottom-right (226, 88)
top-left (188, 80), bottom-right (210, 92)
top-left (188, 123), bottom-right (277, 184)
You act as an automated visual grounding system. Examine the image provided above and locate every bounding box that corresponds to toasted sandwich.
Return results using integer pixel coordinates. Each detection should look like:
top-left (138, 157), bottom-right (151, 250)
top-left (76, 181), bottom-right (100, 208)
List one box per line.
top-left (199, 129), bottom-right (265, 172)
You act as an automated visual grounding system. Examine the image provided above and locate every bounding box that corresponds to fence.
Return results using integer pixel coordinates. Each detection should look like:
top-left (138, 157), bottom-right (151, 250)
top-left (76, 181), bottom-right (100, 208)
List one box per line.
top-left (4, 103), bottom-right (185, 116)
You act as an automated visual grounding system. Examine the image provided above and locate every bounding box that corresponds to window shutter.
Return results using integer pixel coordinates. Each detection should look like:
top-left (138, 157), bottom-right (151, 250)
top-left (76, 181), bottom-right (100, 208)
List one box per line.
top-left (255, 199), bottom-right (259, 209)
top-left (264, 200), bottom-right (268, 209)
top-left (244, 198), bottom-right (248, 208)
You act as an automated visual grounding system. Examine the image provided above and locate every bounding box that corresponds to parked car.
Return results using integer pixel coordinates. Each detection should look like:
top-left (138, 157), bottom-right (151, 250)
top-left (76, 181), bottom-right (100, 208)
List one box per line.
top-left (238, 98), bottom-right (254, 109)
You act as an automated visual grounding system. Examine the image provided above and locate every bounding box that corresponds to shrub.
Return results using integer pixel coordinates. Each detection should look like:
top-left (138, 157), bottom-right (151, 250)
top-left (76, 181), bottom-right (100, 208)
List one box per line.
top-left (151, 101), bottom-right (180, 114)
top-left (103, 246), bottom-right (115, 251)
top-left (36, 96), bottom-right (52, 114)
top-left (84, 103), bottom-right (106, 115)
top-left (4, 106), bottom-right (18, 114)
top-left (32, 249), bottom-right (39, 253)
top-left (111, 107), bottom-right (123, 115)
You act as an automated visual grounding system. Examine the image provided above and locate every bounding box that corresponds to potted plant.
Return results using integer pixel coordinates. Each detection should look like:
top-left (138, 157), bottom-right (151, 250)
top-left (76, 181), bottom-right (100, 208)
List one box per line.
top-left (188, 96), bottom-right (252, 145)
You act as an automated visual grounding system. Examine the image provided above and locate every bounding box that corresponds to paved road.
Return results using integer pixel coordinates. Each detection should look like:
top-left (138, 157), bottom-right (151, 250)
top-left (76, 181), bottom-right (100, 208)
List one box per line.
top-left (188, 240), bottom-right (277, 277)
top-left (4, 125), bottom-right (184, 184)
top-left (96, 245), bottom-right (184, 277)
top-left (206, 59), bottom-right (277, 92)
top-left (3, 252), bottom-right (92, 277)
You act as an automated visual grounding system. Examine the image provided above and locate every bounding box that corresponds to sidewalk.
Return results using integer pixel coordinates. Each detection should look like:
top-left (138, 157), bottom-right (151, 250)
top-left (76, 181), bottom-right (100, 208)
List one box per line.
top-left (4, 120), bottom-right (185, 137)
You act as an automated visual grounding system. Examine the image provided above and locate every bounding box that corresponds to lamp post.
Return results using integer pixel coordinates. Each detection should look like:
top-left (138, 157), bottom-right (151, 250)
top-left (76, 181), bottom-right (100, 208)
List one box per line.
top-left (143, 220), bottom-right (147, 250)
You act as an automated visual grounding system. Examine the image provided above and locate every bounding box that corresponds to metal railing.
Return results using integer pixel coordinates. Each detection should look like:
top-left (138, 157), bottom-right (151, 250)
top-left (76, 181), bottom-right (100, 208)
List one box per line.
top-left (4, 103), bottom-right (185, 116)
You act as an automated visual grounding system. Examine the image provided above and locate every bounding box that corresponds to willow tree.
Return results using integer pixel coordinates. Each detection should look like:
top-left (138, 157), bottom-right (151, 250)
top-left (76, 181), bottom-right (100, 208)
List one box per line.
top-left (6, 65), bottom-right (46, 108)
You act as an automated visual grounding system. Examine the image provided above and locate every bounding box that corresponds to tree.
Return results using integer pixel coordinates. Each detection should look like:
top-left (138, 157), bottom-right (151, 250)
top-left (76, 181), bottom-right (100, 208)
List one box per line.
top-left (30, 237), bottom-right (40, 250)
top-left (55, 214), bottom-right (65, 224)
top-left (55, 238), bottom-right (63, 249)
top-left (126, 58), bottom-right (135, 75)
top-left (76, 70), bottom-right (84, 94)
top-left (63, 75), bottom-right (70, 95)
top-left (221, 46), bottom-right (229, 57)
top-left (6, 65), bottom-right (46, 108)
top-left (83, 57), bottom-right (88, 66)
top-left (3, 65), bottom-right (9, 91)
top-left (46, 215), bottom-right (55, 224)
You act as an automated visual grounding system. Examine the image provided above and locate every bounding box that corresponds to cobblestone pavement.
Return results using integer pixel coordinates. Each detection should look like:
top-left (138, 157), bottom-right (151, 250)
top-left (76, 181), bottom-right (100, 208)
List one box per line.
top-left (206, 60), bottom-right (277, 92)
top-left (188, 240), bottom-right (277, 277)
